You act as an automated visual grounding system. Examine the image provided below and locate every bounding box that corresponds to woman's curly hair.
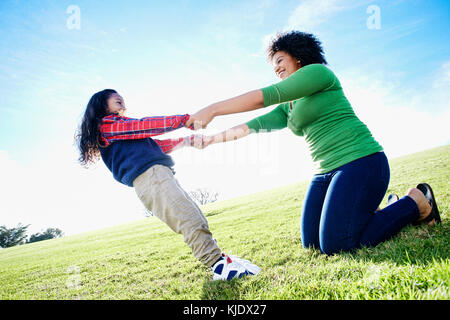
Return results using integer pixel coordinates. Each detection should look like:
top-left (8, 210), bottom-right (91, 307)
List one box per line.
top-left (75, 89), bottom-right (117, 167)
top-left (267, 31), bottom-right (327, 66)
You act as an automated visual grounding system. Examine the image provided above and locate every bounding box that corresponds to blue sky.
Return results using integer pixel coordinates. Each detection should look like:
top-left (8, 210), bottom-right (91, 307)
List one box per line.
top-left (1, 0), bottom-right (449, 236)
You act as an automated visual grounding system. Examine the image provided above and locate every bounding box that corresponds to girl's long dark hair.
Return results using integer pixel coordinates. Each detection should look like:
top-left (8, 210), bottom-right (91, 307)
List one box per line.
top-left (75, 89), bottom-right (117, 167)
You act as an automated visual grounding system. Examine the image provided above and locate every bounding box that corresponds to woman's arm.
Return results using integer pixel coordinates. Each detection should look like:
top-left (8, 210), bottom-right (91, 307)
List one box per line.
top-left (192, 104), bottom-right (288, 149)
top-left (261, 64), bottom-right (336, 106)
top-left (210, 90), bottom-right (264, 117)
top-left (186, 90), bottom-right (264, 129)
top-left (209, 123), bottom-right (251, 145)
top-left (186, 64), bottom-right (335, 130)
top-left (189, 124), bottom-right (250, 149)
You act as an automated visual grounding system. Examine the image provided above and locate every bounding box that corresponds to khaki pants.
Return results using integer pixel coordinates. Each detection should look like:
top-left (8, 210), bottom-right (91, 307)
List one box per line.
top-left (133, 165), bottom-right (222, 267)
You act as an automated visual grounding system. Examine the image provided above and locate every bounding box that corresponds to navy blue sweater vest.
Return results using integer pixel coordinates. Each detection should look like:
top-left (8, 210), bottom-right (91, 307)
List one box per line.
top-left (100, 138), bottom-right (174, 187)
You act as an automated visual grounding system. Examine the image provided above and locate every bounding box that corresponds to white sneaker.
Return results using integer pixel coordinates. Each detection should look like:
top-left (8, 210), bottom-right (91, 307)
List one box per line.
top-left (211, 253), bottom-right (260, 281)
top-left (228, 254), bottom-right (261, 276)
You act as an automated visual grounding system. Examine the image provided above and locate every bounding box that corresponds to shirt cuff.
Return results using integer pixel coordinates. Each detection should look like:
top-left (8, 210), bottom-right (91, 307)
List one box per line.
top-left (246, 118), bottom-right (262, 132)
top-left (261, 85), bottom-right (280, 107)
top-left (184, 114), bottom-right (196, 130)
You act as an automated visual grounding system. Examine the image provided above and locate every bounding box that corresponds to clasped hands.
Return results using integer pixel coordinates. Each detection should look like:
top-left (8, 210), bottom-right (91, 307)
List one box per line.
top-left (184, 107), bottom-right (215, 150)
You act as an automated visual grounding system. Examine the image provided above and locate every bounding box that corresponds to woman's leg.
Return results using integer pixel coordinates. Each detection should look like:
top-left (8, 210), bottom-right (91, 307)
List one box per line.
top-left (318, 152), bottom-right (420, 255)
top-left (359, 195), bottom-right (420, 247)
top-left (301, 173), bottom-right (331, 249)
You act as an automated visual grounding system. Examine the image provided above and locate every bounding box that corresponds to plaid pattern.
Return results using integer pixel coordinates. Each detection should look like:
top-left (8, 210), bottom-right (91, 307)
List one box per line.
top-left (153, 137), bottom-right (186, 154)
top-left (99, 114), bottom-right (190, 153)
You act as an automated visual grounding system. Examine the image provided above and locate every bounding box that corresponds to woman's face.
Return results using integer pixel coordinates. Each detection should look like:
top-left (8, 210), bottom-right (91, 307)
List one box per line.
top-left (272, 50), bottom-right (302, 80)
top-left (106, 93), bottom-right (126, 116)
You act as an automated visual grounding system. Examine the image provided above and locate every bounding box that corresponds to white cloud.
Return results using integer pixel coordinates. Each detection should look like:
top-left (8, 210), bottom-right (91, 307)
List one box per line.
top-left (261, 0), bottom-right (372, 57)
top-left (286, 0), bottom-right (345, 31)
top-left (339, 70), bottom-right (450, 158)
top-left (285, 0), bottom-right (373, 31)
top-left (433, 61), bottom-right (450, 89)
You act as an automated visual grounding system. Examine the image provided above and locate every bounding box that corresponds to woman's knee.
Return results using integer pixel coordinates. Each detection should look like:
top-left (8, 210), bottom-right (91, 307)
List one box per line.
top-left (302, 239), bottom-right (320, 250)
top-left (300, 224), bottom-right (320, 250)
top-left (319, 236), bottom-right (355, 255)
top-left (319, 241), bottom-right (339, 255)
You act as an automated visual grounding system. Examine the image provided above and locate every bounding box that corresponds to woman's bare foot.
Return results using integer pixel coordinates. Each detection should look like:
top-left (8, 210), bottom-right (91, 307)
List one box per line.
top-left (406, 188), bottom-right (435, 226)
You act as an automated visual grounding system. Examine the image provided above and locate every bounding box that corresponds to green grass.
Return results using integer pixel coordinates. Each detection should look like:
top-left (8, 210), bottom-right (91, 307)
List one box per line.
top-left (1, 145), bottom-right (449, 300)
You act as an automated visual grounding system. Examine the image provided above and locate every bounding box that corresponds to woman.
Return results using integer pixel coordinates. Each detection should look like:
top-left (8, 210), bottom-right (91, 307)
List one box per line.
top-left (75, 89), bottom-right (260, 281)
top-left (187, 31), bottom-right (441, 255)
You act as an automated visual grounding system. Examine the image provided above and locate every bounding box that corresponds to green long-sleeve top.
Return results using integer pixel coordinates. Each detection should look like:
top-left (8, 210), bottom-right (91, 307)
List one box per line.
top-left (246, 63), bottom-right (383, 174)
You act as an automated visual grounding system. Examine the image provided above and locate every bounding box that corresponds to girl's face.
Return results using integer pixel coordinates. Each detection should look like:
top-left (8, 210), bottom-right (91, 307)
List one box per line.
top-left (272, 50), bottom-right (302, 80)
top-left (106, 93), bottom-right (126, 116)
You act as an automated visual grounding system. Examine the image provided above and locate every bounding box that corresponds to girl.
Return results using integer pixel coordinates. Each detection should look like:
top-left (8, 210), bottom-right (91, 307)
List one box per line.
top-left (187, 31), bottom-right (441, 255)
top-left (75, 89), bottom-right (260, 281)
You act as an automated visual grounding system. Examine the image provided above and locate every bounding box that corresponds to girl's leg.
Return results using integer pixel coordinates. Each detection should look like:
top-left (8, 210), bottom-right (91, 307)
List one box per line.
top-left (133, 165), bottom-right (222, 267)
top-left (319, 152), bottom-right (419, 255)
top-left (301, 173), bottom-right (331, 249)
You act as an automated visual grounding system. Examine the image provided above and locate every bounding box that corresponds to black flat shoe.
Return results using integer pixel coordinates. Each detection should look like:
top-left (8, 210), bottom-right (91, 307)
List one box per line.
top-left (413, 183), bottom-right (441, 226)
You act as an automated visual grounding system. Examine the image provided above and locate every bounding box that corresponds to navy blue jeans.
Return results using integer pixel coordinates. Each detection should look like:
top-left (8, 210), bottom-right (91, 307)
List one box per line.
top-left (301, 152), bottom-right (420, 255)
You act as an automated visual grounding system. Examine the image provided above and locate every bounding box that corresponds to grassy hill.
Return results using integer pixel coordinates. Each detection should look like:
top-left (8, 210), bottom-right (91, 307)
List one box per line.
top-left (1, 145), bottom-right (449, 300)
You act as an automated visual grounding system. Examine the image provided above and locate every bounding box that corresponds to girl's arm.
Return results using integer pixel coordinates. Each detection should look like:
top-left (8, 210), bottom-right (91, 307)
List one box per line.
top-left (100, 114), bottom-right (191, 146)
top-left (153, 137), bottom-right (189, 154)
top-left (155, 135), bottom-right (211, 153)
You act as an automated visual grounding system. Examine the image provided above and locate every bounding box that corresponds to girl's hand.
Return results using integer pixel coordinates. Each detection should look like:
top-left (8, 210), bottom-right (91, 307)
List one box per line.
top-left (188, 134), bottom-right (214, 149)
top-left (186, 123), bottom-right (250, 150)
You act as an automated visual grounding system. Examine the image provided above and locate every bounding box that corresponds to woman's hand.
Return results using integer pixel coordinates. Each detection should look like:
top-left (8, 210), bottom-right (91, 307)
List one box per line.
top-left (186, 107), bottom-right (215, 130)
top-left (185, 89), bottom-right (264, 130)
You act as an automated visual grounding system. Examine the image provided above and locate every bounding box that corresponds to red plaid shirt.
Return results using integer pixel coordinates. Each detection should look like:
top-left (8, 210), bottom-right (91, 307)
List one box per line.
top-left (99, 114), bottom-right (190, 154)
